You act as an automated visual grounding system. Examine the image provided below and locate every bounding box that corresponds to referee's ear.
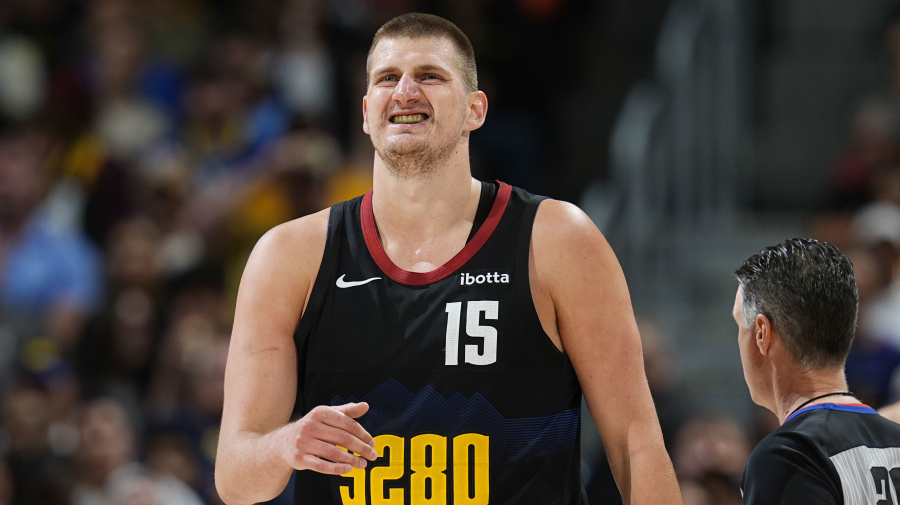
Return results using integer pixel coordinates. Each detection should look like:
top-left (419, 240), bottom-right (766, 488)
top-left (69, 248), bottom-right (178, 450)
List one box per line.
top-left (754, 313), bottom-right (773, 357)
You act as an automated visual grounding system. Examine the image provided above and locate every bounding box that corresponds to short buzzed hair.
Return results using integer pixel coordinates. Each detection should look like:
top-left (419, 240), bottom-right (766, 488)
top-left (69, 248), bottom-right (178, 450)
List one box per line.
top-left (366, 13), bottom-right (478, 93)
top-left (734, 238), bottom-right (859, 370)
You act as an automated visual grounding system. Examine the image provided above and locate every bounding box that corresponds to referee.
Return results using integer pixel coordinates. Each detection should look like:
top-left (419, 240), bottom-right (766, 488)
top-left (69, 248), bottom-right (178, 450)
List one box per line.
top-left (733, 238), bottom-right (900, 504)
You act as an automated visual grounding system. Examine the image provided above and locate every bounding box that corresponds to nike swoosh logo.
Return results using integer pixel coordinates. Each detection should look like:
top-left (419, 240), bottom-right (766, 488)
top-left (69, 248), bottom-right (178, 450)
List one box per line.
top-left (336, 274), bottom-right (382, 288)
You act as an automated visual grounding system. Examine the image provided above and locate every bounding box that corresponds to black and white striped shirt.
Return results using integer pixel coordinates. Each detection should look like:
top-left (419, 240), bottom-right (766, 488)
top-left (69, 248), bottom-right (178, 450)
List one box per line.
top-left (742, 403), bottom-right (900, 505)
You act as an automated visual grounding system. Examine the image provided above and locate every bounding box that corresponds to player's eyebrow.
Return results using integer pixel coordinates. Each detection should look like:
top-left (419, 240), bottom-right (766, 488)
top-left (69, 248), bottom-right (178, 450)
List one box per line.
top-left (371, 65), bottom-right (400, 77)
top-left (414, 64), bottom-right (450, 74)
top-left (372, 63), bottom-right (452, 79)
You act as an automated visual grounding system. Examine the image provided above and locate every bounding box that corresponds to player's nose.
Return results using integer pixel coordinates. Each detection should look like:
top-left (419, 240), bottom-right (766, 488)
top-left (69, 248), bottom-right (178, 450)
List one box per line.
top-left (392, 73), bottom-right (421, 103)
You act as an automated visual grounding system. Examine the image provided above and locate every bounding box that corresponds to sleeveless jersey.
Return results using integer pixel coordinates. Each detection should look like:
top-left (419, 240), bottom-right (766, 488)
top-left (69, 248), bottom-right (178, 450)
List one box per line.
top-left (292, 181), bottom-right (588, 504)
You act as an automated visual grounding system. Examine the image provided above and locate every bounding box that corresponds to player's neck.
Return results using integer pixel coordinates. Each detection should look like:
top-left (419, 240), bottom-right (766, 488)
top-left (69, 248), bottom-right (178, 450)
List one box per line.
top-left (773, 366), bottom-right (852, 424)
top-left (372, 157), bottom-right (478, 227)
top-left (370, 163), bottom-right (481, 271)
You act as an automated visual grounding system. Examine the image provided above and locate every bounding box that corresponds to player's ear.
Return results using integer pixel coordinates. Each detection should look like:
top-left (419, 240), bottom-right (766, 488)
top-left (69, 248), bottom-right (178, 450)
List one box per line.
top-left (465, 90), bottom-right (487, 132)
top-left (362, 95), bottom-right (370, 135)
top-left (754, 314), bottom-right (772, 356)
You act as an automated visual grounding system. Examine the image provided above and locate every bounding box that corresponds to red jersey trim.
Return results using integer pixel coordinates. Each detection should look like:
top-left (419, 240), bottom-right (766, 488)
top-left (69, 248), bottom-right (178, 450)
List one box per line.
top-left (361, 181), bottom-right (512, 286)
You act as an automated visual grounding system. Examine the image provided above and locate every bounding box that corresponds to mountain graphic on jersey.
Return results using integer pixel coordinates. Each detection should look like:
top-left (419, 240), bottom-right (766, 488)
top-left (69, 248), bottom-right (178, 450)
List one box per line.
top-left (330, 378), bottom-right (580, 462)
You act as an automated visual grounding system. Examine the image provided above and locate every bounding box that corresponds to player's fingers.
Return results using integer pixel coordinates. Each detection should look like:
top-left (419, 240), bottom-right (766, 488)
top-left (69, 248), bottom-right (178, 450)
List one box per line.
top-left (297, 452), bottom-right (355, 476)
top-left (301, 438), bottom-right (370, 469)
top-left (309, 405), bottom-right (376, 451)
top-left (333, 401), bottom-right (370, 419)
top-left (301, 422), bottom-right (378, 461)
top-left (333, 403), bottom-right (376, 449)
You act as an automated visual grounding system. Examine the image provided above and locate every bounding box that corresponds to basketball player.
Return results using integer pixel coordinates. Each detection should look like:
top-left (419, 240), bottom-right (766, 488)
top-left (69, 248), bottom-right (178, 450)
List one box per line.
top-left (215, 13), bottom-right (681, 504)
top-left (734, 238), bottom-right (900, 504)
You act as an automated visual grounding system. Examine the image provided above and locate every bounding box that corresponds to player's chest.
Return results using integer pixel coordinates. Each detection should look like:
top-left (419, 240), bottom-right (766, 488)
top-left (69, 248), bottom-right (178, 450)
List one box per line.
top-left (310, 265), bottom-right (552, 373)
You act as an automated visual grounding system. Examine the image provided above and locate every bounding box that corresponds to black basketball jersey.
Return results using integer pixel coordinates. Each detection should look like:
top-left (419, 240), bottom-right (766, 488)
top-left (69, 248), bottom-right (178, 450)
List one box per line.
top-left (741, 403), bottom-right (900, 505)
top-left (292, 181), bottom-right (588, 504)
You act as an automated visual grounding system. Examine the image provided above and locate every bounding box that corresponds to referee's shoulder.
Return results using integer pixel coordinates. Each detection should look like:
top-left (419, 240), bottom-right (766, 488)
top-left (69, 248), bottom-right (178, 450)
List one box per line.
top-left (751, 421), bottom-right (821, 463)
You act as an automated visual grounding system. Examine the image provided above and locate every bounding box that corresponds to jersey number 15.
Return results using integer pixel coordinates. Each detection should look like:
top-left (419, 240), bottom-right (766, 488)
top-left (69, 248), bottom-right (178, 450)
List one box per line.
top-left (444, 301), bottom-right (498, 366)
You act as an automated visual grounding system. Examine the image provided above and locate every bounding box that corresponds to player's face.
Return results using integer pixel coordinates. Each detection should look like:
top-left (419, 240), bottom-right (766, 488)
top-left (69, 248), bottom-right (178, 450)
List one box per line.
top-left (733, 286), bottom-right (769, 408)
top-left (363, 36), bottom-right (484, 174)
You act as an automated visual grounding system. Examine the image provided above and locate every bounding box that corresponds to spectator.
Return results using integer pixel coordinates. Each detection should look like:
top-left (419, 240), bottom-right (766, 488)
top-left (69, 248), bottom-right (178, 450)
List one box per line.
top-left (0, 457), bottom-right (13, 505)
top-left (852, 199), bottom-right (900, 350)
top-left (71, 397), bottom-right (203, 505)
top-left (844, 246), bottom-right (900, 407)
top-left (830, 99), bottom-right (900, 209)
top-left (2, 381), bottom-right (73, 505)
top-left (0, 25), bottom-right (45, 121)
top-left (671, 413), bottom-right (750, 505)
top-left (0, 127), bottom-right (103, 358)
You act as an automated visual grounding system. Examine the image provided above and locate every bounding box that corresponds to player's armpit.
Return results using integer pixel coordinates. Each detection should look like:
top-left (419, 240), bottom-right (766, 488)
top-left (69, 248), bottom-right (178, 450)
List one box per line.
top-left (531, 200), bottom-right (683, 505)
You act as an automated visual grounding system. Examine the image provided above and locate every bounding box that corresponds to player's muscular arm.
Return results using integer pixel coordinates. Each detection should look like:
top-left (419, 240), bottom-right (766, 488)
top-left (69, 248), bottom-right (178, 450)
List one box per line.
top-left (531, 200), bottom-right (683, 505)
top-left (215, 209), bottom-right (378, 505)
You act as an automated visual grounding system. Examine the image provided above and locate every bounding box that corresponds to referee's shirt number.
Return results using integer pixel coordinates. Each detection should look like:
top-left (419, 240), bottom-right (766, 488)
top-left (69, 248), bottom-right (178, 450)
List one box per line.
top-left (444, 301), bottom-right (498, 366)
top-left (872, 466), bottom-right (900, 504)
top-left (340, 433), bottom-right (490, 505)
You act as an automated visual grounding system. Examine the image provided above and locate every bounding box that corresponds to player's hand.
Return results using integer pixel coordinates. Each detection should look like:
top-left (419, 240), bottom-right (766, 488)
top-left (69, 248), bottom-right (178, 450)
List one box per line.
top-left (280, 402), bottom-right (378, 475)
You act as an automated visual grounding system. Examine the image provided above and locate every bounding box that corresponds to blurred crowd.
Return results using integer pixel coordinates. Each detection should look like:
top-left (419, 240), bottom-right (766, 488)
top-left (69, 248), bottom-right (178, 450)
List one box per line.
top-left (5, 0), bottom-right (900, 505)
top-left (812, 6), bottom-right (900, 418)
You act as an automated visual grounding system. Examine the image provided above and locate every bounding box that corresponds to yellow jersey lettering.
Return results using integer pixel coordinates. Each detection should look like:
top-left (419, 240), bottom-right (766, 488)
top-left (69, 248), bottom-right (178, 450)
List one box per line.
top-left (453, 433), bottom-right (489, 505)
top-left (339, 433), bottom-right (489, 505)
top-left (339, 453), bottom-right (366, 505)
top-left (371, 435), bottom-right (405, 504)
top-left (411, 434), bottom-right (448, 504)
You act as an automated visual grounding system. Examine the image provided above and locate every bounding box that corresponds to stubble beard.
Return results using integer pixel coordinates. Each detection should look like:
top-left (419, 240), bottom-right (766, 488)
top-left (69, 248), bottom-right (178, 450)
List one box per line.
top-left (374, 120), bottom-right (460, 180)
top-left (376, 142), bottom-right (457, 180)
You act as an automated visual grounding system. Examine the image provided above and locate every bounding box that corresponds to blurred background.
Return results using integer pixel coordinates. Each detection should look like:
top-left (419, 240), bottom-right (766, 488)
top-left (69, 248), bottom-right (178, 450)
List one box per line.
top-left (1, 0), bottom-right (899, 504)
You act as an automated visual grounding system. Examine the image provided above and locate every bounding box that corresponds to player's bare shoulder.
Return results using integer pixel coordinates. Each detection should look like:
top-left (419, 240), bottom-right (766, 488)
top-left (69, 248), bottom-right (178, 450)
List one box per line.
top-left (530, 199), bottom-right (627, 327)
top-left (237, 208), bottom-right (331, 318)
top-left (533, 199), bottom-right (600, 236)
top-left (531, 199), bottom-right (613, 270)
top-left (257, 208), bottom-right (330, 265)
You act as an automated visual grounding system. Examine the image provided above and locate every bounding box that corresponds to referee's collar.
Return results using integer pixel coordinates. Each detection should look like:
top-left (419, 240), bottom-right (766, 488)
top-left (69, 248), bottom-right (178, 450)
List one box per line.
top-left (786, 402), bottom-right (876, 423)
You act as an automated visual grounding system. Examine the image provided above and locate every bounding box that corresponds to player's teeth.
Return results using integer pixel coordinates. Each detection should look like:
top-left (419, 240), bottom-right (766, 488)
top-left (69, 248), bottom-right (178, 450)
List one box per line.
top-left (393, 114), bottom-right (425, 124)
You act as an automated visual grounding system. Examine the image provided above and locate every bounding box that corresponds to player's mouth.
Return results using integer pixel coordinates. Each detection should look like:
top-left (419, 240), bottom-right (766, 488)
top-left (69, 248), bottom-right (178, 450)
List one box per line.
top-left (390, 114), bottom-right (429, 124)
